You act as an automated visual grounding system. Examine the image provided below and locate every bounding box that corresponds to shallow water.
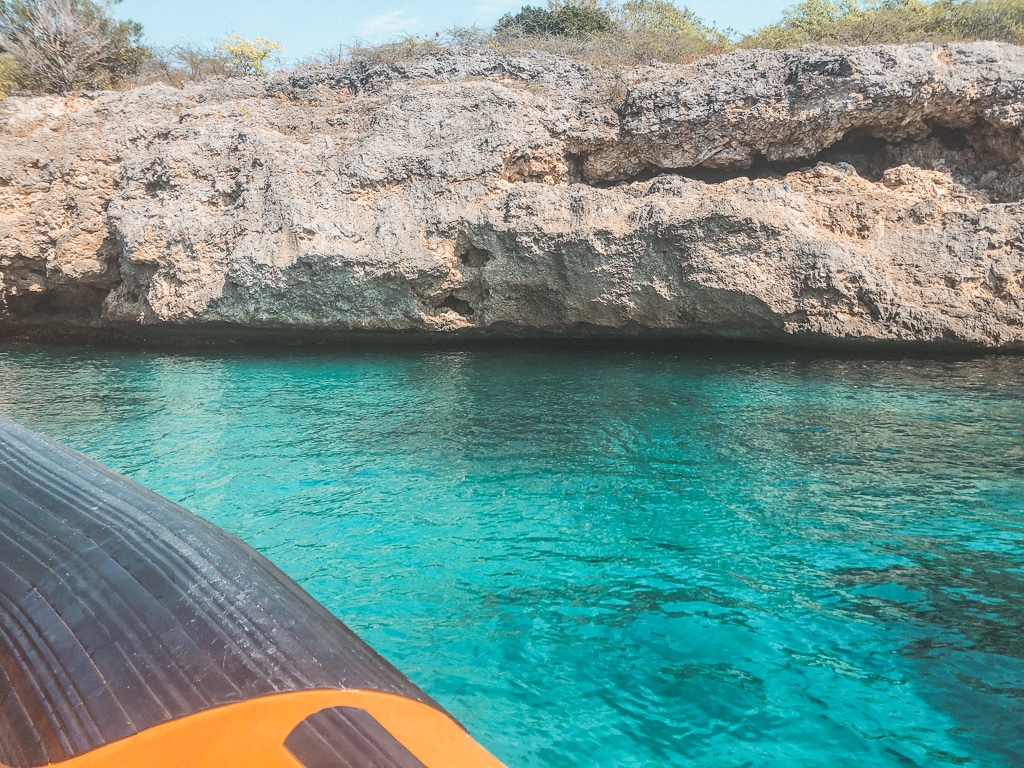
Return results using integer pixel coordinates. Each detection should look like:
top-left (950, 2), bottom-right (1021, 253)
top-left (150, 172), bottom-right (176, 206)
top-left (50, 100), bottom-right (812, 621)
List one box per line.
top-left (1, 344), bottom-right (1022, 767)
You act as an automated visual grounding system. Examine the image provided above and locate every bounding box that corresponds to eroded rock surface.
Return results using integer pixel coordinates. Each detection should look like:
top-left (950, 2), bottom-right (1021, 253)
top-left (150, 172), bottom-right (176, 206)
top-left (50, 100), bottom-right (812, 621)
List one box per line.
top-left (1, 43), bottom-right (1022, 348)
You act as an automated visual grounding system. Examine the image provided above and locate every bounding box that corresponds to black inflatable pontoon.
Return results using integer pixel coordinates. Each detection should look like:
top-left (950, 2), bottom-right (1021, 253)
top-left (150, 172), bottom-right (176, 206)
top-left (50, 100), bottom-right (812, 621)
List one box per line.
top-left (0, 414), bottom-right (502, 768)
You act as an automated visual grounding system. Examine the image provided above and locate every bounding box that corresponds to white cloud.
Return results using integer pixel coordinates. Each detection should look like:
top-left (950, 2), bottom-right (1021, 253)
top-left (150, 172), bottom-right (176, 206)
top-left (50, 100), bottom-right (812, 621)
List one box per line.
top-left (360, 9), bottom-right (420, 40)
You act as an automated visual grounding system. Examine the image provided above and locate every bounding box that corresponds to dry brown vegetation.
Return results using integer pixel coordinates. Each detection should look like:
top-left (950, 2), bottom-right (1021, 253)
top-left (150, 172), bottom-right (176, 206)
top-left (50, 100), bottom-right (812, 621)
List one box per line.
top-left (4, 0), bottom-right (1023, 96)
top-left (332, 0), bottom-right (1023, 72)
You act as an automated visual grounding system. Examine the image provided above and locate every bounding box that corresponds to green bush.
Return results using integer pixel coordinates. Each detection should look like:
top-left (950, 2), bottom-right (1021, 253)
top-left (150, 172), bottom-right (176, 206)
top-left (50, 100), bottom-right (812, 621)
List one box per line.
top-left (496, 5), bottom-right (557, 35)
top-left (496, 2), bottom-right (615, 37)
top-left (742, 0), bottom-right (1024, 48)
top-left (0, 0), bottom-right (149, 93)
top-left (551, 3), bottom-right (616, 35)
top-left (491, 1), bottom-right (729, 63)
top-left (939, 0), bottom-right (1024, 43)
top-left (493, 0), bottom-right (1024, 61)
top-left (619, 0), bottom-right (730, 50)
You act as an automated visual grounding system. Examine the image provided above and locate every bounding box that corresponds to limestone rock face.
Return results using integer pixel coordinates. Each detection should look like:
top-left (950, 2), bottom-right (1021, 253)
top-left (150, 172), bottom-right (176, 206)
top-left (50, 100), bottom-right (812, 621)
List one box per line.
top-left (1, 43), bottom-right (1023, 349)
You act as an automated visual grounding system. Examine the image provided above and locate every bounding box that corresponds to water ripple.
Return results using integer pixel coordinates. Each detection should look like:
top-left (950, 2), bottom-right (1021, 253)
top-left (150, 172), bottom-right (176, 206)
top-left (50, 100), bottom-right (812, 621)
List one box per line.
top-left (1, 346), bottom-right (1022, 767)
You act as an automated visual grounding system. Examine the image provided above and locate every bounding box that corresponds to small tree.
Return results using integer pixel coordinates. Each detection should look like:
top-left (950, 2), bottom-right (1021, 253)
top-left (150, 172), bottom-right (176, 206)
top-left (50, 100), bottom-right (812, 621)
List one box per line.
top-left (941, 0), bottom-right (1024, 43)
top-left (496, 5), bottom-right (560, 35)
top-left (751, 0), bottom-right (863, 47)
top-left (497, 2), bottom-right (614, 36)
top-left (0, 0), bottom-right (147, 93)
top-left (550, 3), bottom-right (615, 34)
top-left (619, 0), bottom-right (730, 48)
top-left (217, 34), bottom-right (282, 75)
top-left (740, 0), bottom-right (1024, 47)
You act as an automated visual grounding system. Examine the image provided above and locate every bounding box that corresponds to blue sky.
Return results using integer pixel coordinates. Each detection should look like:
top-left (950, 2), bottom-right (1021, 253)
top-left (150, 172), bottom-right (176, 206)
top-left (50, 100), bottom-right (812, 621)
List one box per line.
top-left (115, 1), bottom-right (796, 62)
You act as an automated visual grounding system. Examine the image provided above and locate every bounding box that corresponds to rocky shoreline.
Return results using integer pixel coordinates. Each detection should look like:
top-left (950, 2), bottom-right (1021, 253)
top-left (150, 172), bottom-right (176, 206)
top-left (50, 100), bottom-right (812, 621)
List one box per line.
top-left (1, 43), bottom-right (1022, 351)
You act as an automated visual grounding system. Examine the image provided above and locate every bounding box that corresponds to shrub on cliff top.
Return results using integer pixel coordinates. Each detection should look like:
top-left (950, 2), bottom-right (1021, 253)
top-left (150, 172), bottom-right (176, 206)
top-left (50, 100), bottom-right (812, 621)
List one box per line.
top-left (742, 0), bottom-right (1024, 47)
top-left (491, 0), bottom-right (1023, 62)
top-left (492, 0), bottom-right (730, 63)
top-left (139, 35), bottom-right (282, 88)
top-left (217, 35), bottom-right (283, 75)
top-left (0, 0), bottom-right (147, 93)
top-left (617, 0), bottom-right (731, 52)
top-left (247, 0), bottom-right (1024, 79)
top-left (496, 2), bottom-right (615, 37)
top-left (620, 0), bottom-right (727, 41)
top-left (940, 0), bottom-right (1024, 42)
top-left (139, 42), bottom-right (231, 88)
top-left (344, 35), bottom-right (445, 66)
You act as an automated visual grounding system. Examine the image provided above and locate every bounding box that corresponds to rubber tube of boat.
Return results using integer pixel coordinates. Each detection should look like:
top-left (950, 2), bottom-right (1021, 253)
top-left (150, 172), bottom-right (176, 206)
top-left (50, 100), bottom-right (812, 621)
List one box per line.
top-left (0, 414), bottom-right (504, 768)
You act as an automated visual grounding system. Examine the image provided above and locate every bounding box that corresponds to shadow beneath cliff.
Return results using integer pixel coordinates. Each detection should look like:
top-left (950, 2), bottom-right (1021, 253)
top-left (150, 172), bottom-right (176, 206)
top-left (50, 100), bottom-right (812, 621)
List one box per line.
top-left (1, 320), bottom-right (1020, 361)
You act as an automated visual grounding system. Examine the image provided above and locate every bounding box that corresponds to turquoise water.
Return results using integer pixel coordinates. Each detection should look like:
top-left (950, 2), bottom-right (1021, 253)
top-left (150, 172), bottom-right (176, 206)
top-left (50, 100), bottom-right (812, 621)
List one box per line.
top-left (1, 344), bottom-right (1023, 767)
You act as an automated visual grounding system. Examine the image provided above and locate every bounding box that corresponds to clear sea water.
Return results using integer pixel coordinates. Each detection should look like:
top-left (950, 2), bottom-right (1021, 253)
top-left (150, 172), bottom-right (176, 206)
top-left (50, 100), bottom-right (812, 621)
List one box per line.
top-left (1, 343), bottom-right (1022, 768)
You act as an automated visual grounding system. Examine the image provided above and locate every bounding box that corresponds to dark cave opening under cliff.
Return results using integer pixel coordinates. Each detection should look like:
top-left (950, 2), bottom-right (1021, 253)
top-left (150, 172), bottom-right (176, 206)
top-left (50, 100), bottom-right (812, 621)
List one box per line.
top-left (2, 285), bottom-right (109, 320)
top-left (589, 123), bottom-right (1020, 203)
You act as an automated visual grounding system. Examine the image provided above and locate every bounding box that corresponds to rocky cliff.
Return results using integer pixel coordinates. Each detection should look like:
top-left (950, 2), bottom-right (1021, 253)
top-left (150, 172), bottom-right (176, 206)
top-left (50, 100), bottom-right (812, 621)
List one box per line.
top-left (1, 43), bottom-right (1023, 349)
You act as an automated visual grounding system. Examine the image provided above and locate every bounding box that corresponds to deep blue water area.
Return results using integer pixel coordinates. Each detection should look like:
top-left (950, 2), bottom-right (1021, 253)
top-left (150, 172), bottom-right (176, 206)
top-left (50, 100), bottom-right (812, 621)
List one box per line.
top-left (1, 344), bottom-right (1022, 767)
